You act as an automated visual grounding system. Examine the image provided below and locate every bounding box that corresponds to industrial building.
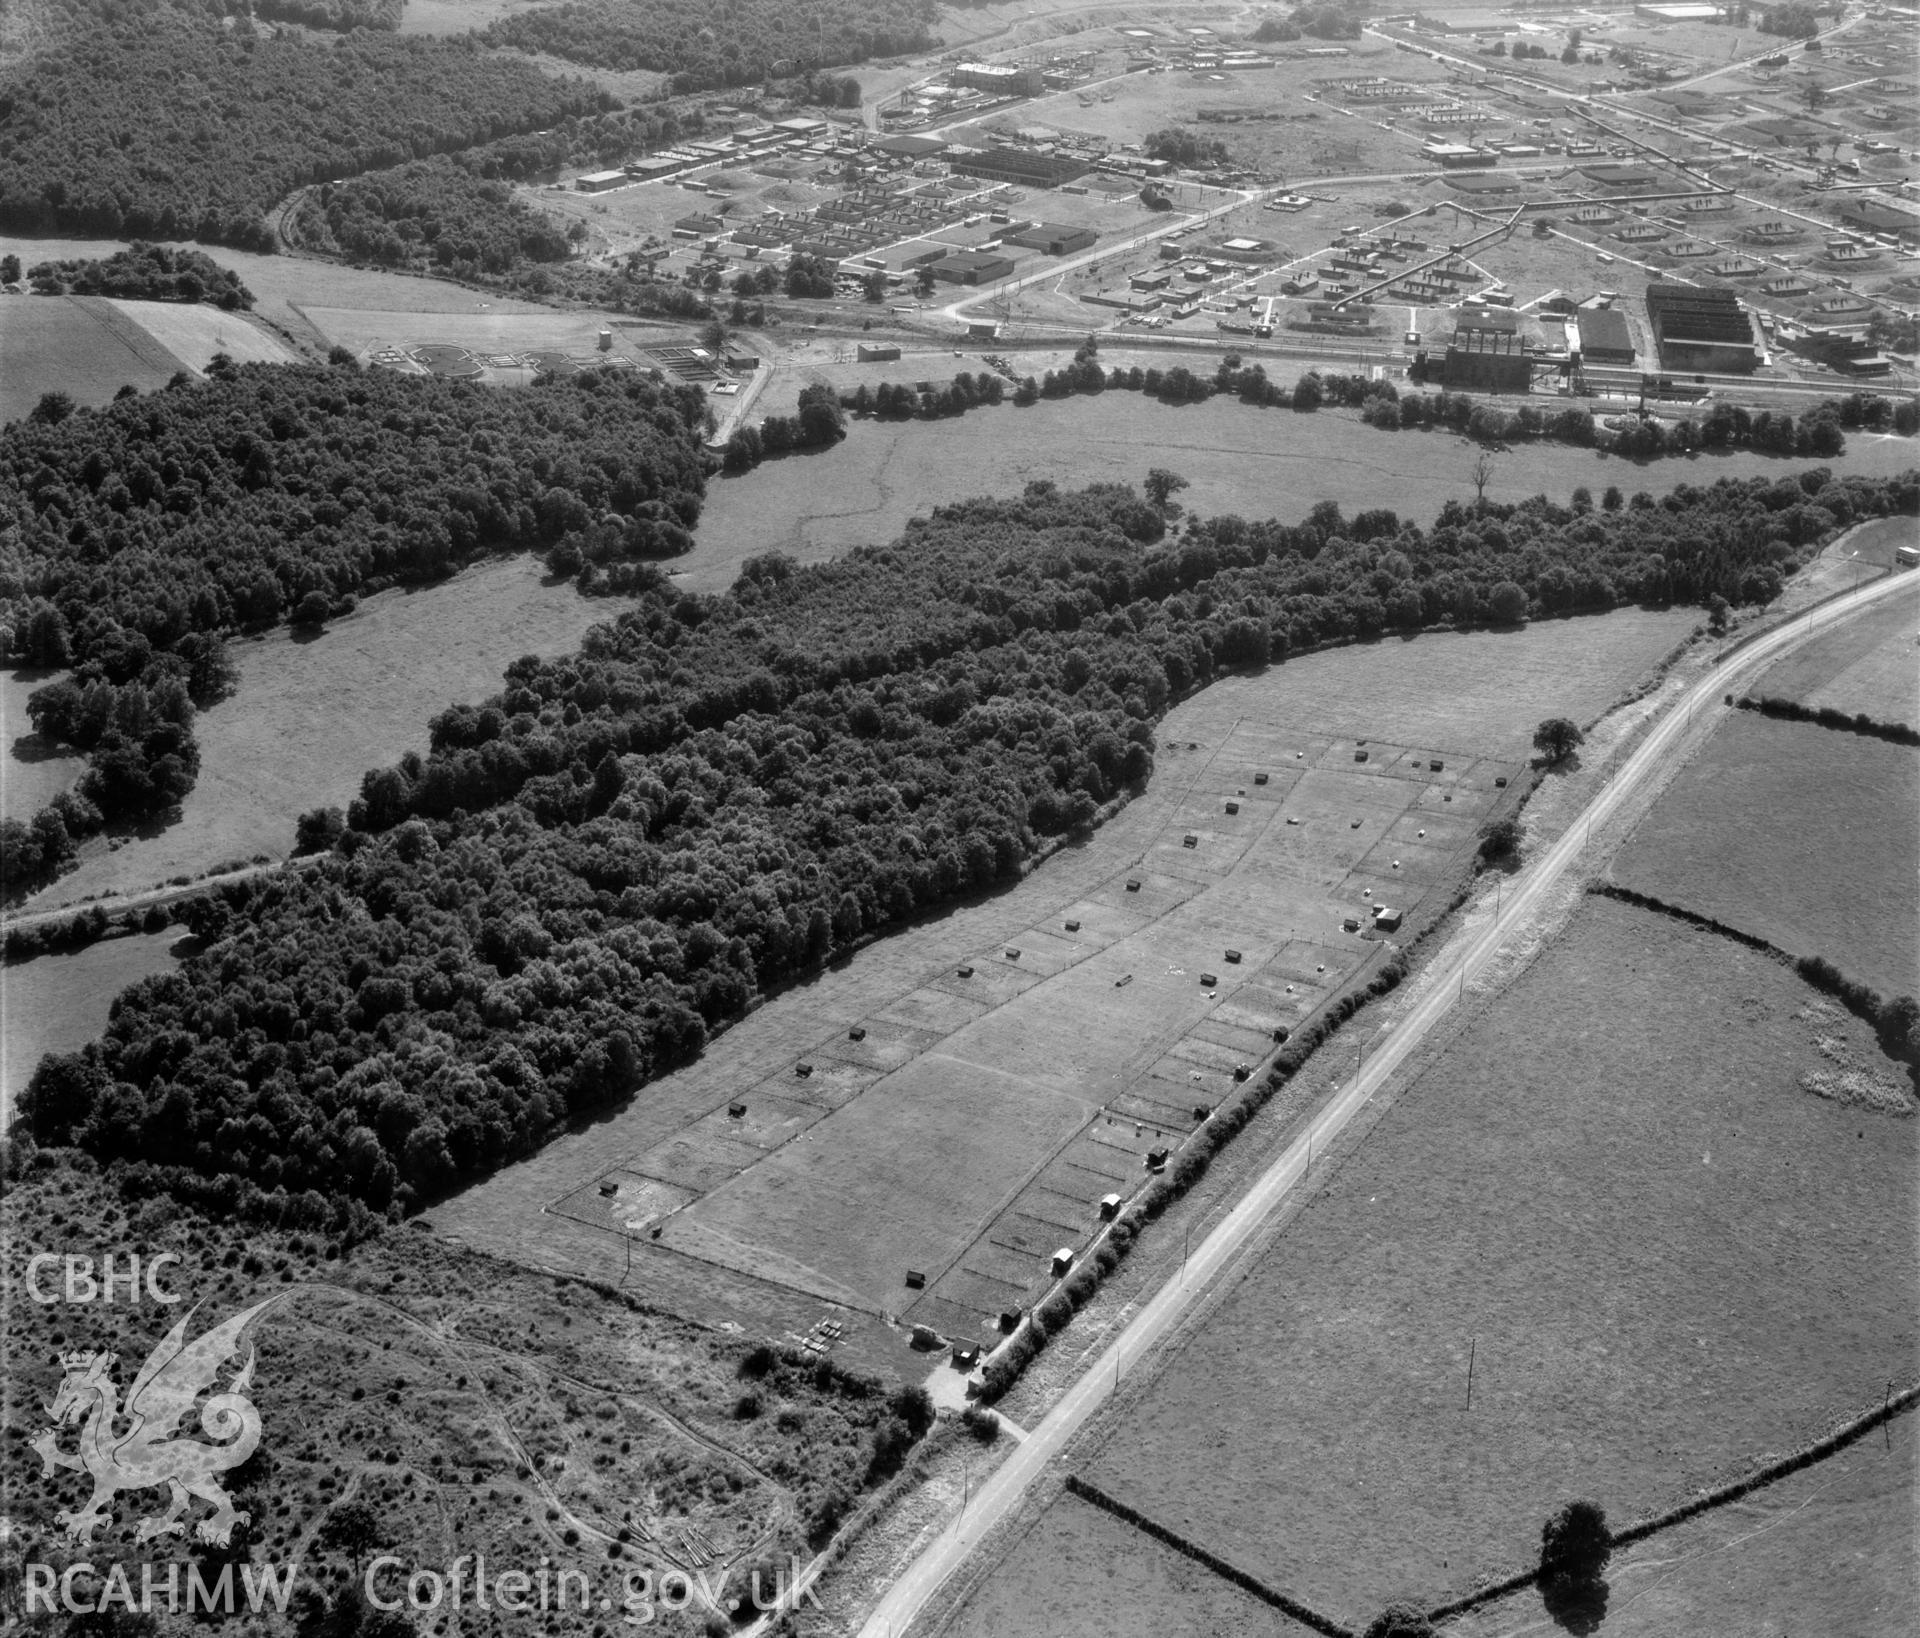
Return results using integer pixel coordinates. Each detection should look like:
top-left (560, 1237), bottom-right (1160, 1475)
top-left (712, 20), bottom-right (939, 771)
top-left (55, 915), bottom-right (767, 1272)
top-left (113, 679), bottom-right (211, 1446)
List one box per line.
top-left (1574, 307), bottom-right (1635, 365)
top-left (948, 147), bottom-right (1090, 188)
top-left (952, 62), bottom-right (1044, 97)
top-left (575, 170), bottom-right (628, 193)
top-left (1644, 283), bottom-right (1759, 373)
top-left (930, 249), bottom-right (1018, 285)
top-left (1003, 221), bottom-right (1099, 255)
top-left (1442, 320), bottom-right (1531, 393)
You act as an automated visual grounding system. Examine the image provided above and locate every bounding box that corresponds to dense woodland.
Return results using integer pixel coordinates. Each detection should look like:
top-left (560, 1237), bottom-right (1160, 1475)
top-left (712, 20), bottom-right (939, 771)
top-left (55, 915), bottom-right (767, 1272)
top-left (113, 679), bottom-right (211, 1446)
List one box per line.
top-left (0, 365), bottom-right (709, 888)
top-left (0, 0), bottom-right (605, 248)
top-left (15, 458), bottom-right (1915, 1233)
top-left (24, 242), bottom-right (254, 308)
top-left (483, 0), bottom-right (938, 90)
top-left (252, 0), bottom-right (405, 29)
top-left (297, 159), bottom-right (578, 274)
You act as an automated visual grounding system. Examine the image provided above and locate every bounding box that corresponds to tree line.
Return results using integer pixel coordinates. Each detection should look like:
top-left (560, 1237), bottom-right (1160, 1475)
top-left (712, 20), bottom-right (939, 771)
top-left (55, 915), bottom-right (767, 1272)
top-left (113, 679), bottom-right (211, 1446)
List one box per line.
top-left (0, 0), bottom-right (607, 250)
top-left (0, 363), bottom-right (710, 892)
top-left (481, 0), bottom-right (937, 92)
top-left (13, 463), bottom-right (1915, 1232)
top-left (23, 243), bottom-right (255, 308)
top-left (803, 337), bottom-right (1913, 465)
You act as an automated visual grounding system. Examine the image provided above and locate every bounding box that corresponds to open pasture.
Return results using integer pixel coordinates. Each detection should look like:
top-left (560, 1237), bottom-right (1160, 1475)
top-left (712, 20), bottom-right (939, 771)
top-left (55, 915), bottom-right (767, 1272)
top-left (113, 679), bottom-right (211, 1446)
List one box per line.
top-left (28, 556), bottom-right (621, 912)
top-left (1449, 1408), bottom-right (1918, 1638)
top-left (103, 297), bottom-right (298, 371)
top-left (941, 1485), bottom-right (1303, 1638)
top-left (1, 929), bottom-right (180, 1122)
top-left (1609, 708), bottom-right (1919, 998)
top-left (1753, 573), bottom-right (1918, 728)
top-left (1064, 894), bottom-right (1917, 1627)
top-left (689, 392), bottom-right (1920, 594)
top-left (0, 295), bottom-right (186, 422)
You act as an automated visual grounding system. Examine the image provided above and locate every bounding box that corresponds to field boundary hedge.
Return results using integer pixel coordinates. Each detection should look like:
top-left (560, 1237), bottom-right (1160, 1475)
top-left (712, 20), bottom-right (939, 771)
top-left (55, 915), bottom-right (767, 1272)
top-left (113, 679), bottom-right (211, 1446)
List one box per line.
top-left (1731, 691), bottom-right (1920, 744)
top-left (1062, 1474), bottom-right (1352, 1637)
top-left (1587, 882), bottom-right (1920, 1066)
top-left (1425, 1382), bottom-right (1920, 1624)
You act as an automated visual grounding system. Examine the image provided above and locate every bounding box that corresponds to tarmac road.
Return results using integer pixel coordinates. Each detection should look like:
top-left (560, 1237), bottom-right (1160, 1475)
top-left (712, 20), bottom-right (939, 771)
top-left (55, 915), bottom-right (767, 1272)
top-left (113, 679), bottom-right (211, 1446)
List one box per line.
top-left (851, 555), bottom-right (1918, 1638)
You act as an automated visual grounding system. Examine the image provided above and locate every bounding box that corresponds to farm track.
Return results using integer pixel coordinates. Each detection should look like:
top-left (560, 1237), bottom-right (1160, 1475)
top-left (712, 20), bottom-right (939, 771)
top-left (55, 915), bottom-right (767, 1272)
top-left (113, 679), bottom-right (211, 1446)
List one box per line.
top-left (852, 558), bottom-right (1920, 1638)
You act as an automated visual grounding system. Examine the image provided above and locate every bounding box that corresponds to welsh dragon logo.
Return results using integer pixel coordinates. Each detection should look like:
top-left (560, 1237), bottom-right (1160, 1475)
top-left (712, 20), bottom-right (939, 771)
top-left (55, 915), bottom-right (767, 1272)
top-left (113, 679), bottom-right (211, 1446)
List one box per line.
top-left (32, 1298), bottom-right (279, 1548)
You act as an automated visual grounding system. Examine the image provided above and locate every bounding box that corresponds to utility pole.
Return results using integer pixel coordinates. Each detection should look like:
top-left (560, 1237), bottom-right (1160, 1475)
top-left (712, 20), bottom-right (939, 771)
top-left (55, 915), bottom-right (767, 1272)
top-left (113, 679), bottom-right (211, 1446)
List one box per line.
top-left (1466, 1336), bottom-right (1477, 1409)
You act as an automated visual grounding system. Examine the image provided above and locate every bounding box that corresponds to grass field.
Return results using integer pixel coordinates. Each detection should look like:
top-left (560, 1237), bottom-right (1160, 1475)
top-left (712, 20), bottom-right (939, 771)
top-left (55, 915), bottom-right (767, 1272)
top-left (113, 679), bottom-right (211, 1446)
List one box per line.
top-left (26, 557), bottom-right (621, 912)
top-left (1449, 1410), bottom-right (1918, 1638)
top-left (1609, 709), bottom-right (1919, 998)
top-left (1065, 894), bottom-right (1917, 1627)
top-left (103, 297), bottom-right (298, 370)
top-left (2, 666), bottom-right (85, 822)
top-left (941, 1486), bottom-right (1304, 1638)
top-left (688, 394), bottom-right (1920, 594)
top-left (433, 600), bottom-right (1698, 1365)
top-left (1751, 576), bottom-right (1918, 728)
top-left (1, 929), bottom-right (179, 1120)
top-left (0, 295), bottom-right (186, 422)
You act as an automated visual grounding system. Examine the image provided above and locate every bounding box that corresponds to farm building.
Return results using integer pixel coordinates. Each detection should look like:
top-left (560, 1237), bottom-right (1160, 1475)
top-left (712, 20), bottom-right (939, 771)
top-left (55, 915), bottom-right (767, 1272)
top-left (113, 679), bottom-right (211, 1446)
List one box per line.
top-left (948, 147), bottom-right (1090, 188)
top-left (1644, 283), bottom-right (1759, 373)
top-left (1003, 221), bottom-right (1099, 255)
top-left (1443, 324), bottom-right (1531, 393)
top-left (576, 170), bottom-right (628, 193)
top-left (931, 249), bottom-right (1017, 285)
top-left (1575, 307), bottom-right (1635, 364)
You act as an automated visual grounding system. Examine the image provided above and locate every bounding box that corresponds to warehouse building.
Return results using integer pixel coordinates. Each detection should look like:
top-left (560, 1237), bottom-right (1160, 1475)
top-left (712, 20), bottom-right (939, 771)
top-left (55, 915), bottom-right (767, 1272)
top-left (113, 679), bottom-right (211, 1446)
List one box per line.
top-left (1003, 221), bottom-right (1099, 255)
top-left (949, 147), bottom-right (1090, 188)
top-left (1644, 283), bottom-right (1759, 373)
top-left (930, 249), bottom-right (1017, 285)
top-left (1574, 307), bottom-right (1635, 365)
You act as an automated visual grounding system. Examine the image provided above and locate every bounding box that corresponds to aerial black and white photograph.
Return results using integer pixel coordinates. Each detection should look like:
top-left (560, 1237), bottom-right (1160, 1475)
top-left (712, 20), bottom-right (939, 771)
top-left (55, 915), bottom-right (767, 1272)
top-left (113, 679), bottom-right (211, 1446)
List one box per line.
top-left (2, 1), bottom-right (1916, 1635)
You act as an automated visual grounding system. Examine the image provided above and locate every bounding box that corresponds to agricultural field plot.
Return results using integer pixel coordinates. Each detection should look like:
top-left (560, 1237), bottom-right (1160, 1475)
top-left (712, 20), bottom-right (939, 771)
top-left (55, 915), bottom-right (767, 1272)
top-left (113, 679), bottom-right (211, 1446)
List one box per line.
top-left (430, 599), bottom-right (1752, 1357)
top-left (103, 297), bottom-right (298, 371)
top-left (525, 721), bottom-right (1509, 1337)
top-left (0, 929), bottom-right (180, 1121)
top-left (1, 667), bottom-right (85, 821)
top-left (26, 557), bottom-right (621, 913)
top-left (941, 1486), bottom-right (1304, 1638)
top-left (2, 234), bottom-right (572, 361)
top-left (1061, 895), bottom-right (1918, 1628)
top-left (1608, 709), bottom-right (1919, 998)
top-left (0, 294), bottom-right (186, 422)
top-left (300, 305), bottom-right (686, 364)
top-left (1447, 1414), bottom-right (1918, 1638)
top-left (691, 392), bottom-right (1920, 595)
top-left (1751, 574), bottom-right (1919, 727)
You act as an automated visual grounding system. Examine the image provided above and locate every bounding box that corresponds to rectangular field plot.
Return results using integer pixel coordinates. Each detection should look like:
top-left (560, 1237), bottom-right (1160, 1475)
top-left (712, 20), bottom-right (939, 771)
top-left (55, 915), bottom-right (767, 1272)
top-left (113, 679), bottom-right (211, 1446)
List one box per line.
top-left (874, 984), bottom-right (993, 1036)
top-left (1753, 577), bottom-right (1918, 728)
top-left (928, 958), bottom-right (1048, 1010)
top-left (670, 1054), bottom-right (1094, 1314)
top-left (623, 1127), bottom-right (771, 1195)
top-left (1610, 711), bottom-right (1918, 997)
top-left (682, 1091), bottom-right (825, 1151)
top-left (767, 1055), bottom-right (884, 1111)
top-left (550, 1172), bottom-right (697, 1236)
top-left (826, 1020), bottom-right (943, 1075)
